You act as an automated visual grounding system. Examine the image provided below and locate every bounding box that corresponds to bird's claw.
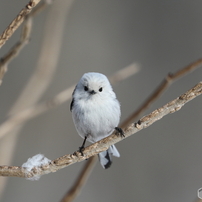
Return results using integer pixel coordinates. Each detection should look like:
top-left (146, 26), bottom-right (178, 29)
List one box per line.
top-left (79, 146), bottom-right (85, 156)
top-left (115, 127), bottom-right (125, 137)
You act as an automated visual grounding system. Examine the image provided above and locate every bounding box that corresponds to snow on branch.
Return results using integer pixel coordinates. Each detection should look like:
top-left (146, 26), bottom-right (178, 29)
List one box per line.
top-left (0, 81), bottom-right (201, 180)
top-left (22, 154), bottom-right (51, 180)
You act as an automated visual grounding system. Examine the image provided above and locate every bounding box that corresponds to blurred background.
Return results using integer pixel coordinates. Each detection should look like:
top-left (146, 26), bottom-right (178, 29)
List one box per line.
top-left (0, 0), bottom-right (202, 202)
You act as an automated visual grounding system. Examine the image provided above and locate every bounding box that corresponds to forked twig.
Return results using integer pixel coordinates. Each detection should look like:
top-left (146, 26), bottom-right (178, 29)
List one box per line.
top-left (121, 58), bottom-right (202, 127)
top-left (0, 0), bottom-right (53, 85)
top-left (0, 0), bottom-right (41, 49)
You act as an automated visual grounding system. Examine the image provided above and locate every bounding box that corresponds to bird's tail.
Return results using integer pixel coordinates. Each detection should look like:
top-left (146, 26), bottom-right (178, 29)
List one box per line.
top-left (98, 145), bottom-right (120, 169)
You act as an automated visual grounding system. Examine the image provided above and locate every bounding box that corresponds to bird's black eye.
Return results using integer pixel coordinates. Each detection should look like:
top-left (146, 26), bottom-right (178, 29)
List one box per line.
top-left (99, 87), bottom-right (103, 92)
top-left (84, 86), bottom-right (88, 91)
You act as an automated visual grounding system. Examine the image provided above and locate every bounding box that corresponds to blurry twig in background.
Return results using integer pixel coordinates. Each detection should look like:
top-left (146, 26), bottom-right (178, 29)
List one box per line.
top-left (0, 0), bottom-right (53, 85)
top-left (109, 63), bottom-right (140, 84)
top-left (30, 0), bottom-right (52, 17)
top-left (0, 18), bottom-right (33, 85)
top-left (0, 81), bottom-right (201, 179)
top-left (60, 156), bottom-right (97, 202)
top-left (0, 0), bottom-right (74, 199)
top-left (194, 198), bottom-right (202, 202)
top-left (121, 58), bottom-right (202, 127)
top-left (0, 0), bottom-right (41, 49)
top-left (0, 63), bottom-right (140, 140)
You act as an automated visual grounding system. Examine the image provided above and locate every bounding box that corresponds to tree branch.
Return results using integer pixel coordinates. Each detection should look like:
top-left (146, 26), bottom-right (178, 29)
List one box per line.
top-left (121, 58), bottom-right (202, 127)
top-left (0, 81), bottom-right (201, 179)
top-left (0, 0), bottom-right (52, 85)
top-left (0, 0), bottom-right (41, 49)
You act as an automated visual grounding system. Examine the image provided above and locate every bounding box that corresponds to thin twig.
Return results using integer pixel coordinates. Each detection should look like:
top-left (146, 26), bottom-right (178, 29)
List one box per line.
top-left (0, 63), bottom-right (140, 140)
top-left (0, 0), bottom-right (52, 84)
top-left (0, 18), bottom-right (32, 85)
top-left (0, 0), bottom-right (41, 49)
top-left (0, 81), bottom-right (201, 178)
top-left (60, 156), bottom-right (97, 202)
top-left (120, 58), bottom-right (202, 127)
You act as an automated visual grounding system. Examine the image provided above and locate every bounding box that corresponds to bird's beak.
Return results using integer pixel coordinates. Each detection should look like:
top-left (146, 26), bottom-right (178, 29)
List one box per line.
top-left (90, 90), bottom-right (96, 95)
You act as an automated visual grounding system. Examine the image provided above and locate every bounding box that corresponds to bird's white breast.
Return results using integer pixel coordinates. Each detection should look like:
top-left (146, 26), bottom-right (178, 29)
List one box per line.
top-left (72, 96), bottom-right (120, 143)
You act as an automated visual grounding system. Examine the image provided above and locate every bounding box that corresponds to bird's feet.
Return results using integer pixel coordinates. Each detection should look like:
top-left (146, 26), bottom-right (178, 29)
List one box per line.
top-left (115, 127), bottom-right (125, 137)
top-left (78, 146), bottom-right (85, 156)
top-left (77, 136), bottom-right (87, 156)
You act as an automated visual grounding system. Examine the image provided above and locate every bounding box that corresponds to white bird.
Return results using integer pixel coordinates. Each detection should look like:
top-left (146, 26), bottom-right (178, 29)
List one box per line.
top-left (70, 72), bottom-right (124, 169)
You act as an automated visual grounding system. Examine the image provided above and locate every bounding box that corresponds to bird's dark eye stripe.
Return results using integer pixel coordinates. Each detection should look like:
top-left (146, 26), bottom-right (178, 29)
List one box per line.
top-left (99, 87), bottom-right (103, 92)
top-left (84, 86), bottom-right (88, 91)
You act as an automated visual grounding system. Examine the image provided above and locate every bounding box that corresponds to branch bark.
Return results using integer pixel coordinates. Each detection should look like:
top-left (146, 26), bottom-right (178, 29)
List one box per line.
top-left (0, 0), bottom-right (41, 48)
top-left (0, 81), bottom-right (201, 179)
top-left (0, 0), bottom-right (52, 85)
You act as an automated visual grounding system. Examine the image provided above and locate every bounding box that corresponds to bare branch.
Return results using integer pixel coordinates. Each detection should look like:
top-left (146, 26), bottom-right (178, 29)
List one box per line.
top-left (121, 58), bottom-right (202, 127)
top-left (0, 0), bottom-right (41, 49)
top-left (0, 81), bottom-right (201, 179)
top-left (0, 18), bottom-right (33, 85)
top-left (0, 63), bottom-right (140, 140)
top-left (0, 0), bottom-right (52, 84)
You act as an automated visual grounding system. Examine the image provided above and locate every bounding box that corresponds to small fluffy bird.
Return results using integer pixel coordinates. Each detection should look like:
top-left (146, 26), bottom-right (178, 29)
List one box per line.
top-left (71, 72), bottom-right (123, 169)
